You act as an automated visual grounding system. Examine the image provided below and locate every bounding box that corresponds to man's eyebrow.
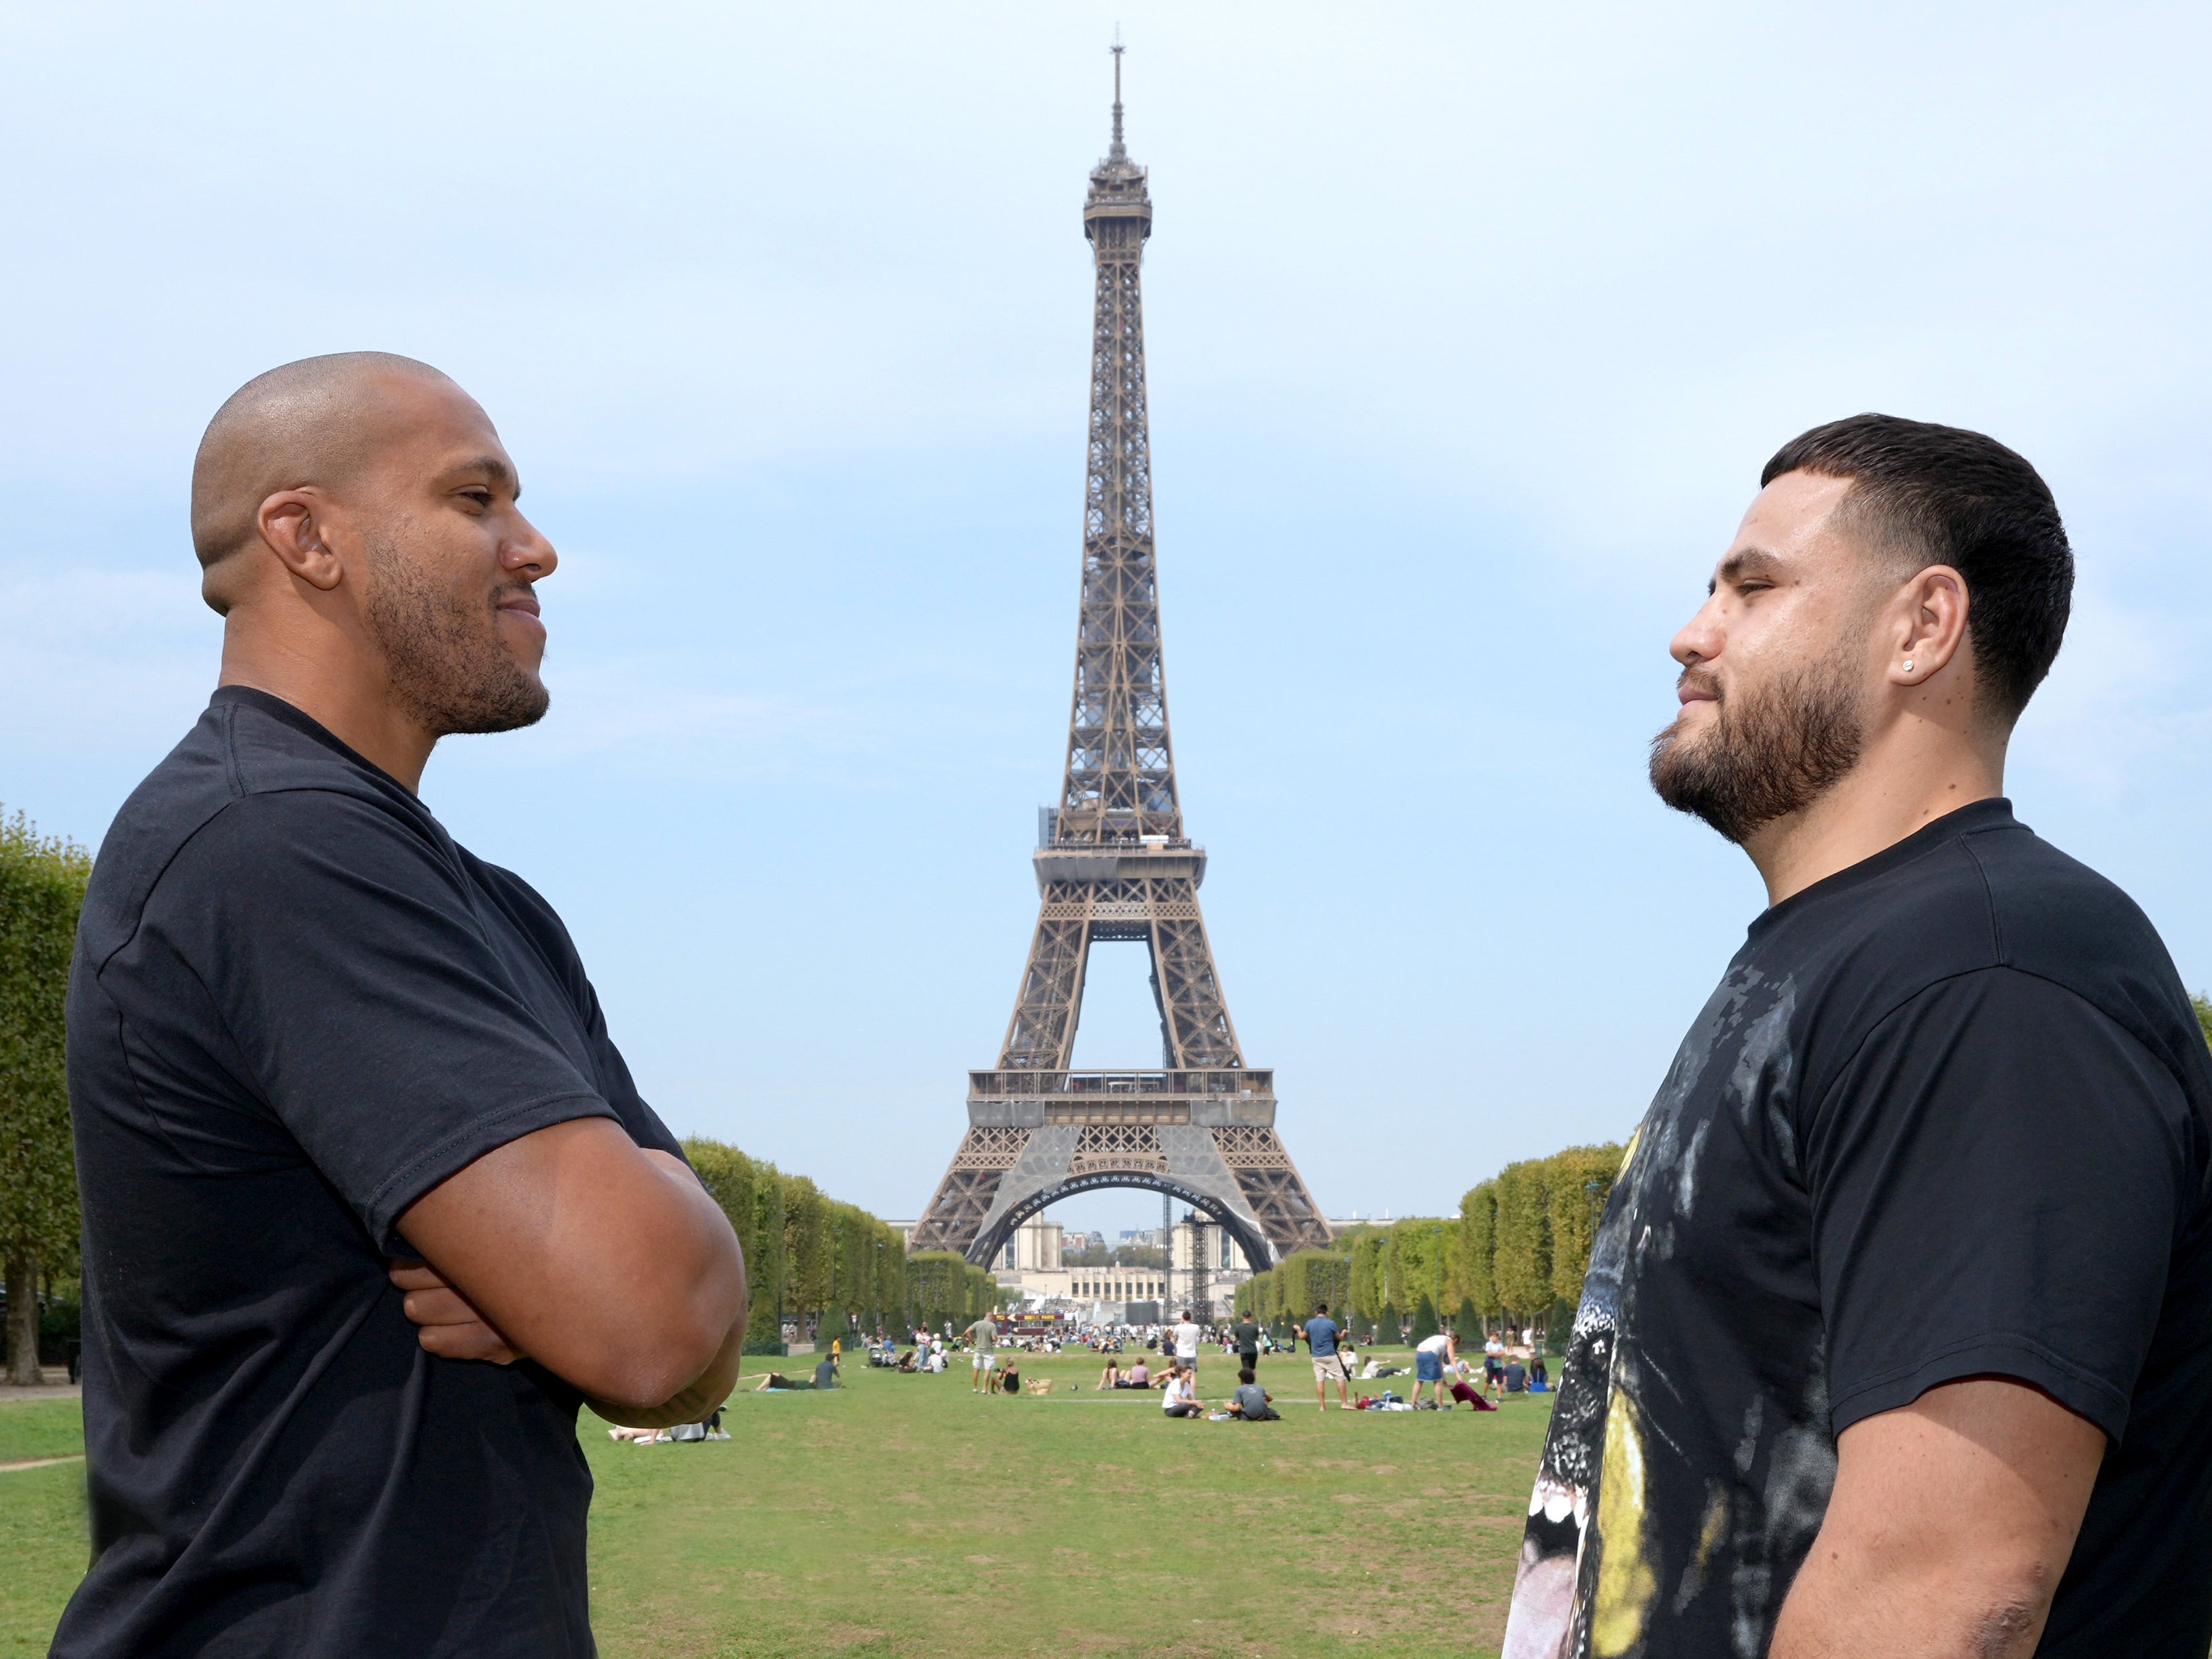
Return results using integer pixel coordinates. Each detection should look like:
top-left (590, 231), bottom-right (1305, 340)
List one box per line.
top-left (450, 455), bottom-right (520, 499)
top-left (1711, 546), bottom-right (1784, 592)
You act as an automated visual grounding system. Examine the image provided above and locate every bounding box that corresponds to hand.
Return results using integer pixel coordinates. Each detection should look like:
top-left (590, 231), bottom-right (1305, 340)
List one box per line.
top-left (388, 1259), bottom-right (524, 1365)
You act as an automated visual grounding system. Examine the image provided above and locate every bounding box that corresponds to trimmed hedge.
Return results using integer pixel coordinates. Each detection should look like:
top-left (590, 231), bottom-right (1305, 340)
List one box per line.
top-left (683, 1137), bottom-right (908, 1343)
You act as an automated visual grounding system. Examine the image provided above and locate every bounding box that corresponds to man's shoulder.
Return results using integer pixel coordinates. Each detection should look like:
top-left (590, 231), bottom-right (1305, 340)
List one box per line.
top-left (82, 696), bottom-right (422, 963)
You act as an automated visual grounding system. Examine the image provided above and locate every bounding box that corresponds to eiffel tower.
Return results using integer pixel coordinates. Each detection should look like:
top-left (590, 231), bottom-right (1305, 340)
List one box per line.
top-left (911, 50), bottom-right (1330, 1273)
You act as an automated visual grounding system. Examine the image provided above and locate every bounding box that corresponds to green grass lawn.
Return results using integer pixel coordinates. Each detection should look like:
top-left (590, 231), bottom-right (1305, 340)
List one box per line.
top-left (0, 1348), bottom-right (1552, 1658)
top-left (0, 1399), bottom-right (91, 1658)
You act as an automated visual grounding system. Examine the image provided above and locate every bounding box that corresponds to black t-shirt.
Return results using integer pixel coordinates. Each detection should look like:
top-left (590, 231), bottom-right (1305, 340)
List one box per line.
top-left (59, 689), bottom-right (683, 1658)
top-left (1232, 1318), bottom-right (1260, 1354)
top-left (1503, 800), bottom-right (2212, 1658)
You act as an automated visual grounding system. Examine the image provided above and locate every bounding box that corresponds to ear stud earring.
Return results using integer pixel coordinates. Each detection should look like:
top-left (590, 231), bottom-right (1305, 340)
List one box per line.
top-left (1904, 661), bottom-right (1915, 673)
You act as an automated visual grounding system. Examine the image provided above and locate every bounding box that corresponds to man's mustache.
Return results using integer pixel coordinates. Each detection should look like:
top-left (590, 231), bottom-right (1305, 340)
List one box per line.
top-left (1677, 668), bottom-right (1724, 703)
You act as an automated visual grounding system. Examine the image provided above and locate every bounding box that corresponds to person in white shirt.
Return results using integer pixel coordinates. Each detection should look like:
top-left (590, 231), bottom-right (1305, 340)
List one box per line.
top-left (1173, 1311), bottom-right (1201, 1376)
top-left (1161, 1363), bottom-right (1202, 1419)
top-left (1412, 1330), bottom-right (1458, 1409)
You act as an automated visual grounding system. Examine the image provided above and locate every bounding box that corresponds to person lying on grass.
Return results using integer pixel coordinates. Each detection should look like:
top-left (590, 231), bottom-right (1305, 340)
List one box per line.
top-left (1099, 1357), bottom-right (1122, 1390)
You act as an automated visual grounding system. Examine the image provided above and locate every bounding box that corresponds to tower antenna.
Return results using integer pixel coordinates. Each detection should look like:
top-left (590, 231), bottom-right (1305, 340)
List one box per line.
top-left (1110, 33), bottom-right (1126, 157)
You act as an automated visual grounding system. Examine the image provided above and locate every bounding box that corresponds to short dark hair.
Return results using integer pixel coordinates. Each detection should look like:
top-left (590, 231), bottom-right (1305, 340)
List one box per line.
top-left (1314, 1302), bottom-right (1329, 1314)
top-left (1762, 414), bottom-right (2071, 718)
top-left (1238, 1367), bottom-right (1257, 1385)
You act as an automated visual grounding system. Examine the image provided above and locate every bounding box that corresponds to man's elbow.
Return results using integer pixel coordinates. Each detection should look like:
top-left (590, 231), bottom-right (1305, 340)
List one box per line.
top-left (567, 1298), bottom-right (734, 1409)
top-left (1957, 1550), bottom-right (2064, 1658)
top-left (561, 1255), bottom-right (746, 1409)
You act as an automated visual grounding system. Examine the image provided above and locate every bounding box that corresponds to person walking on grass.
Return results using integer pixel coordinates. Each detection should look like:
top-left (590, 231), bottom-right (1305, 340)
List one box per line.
top-left (1304, 1302), bottom-right (1351, 1412)
top-left (965, 1313), bottom-right (999, 1393)
top-left (1173, 1308), bottom-right (1201, 1378)
top-left (1232, 1310), bottom-right (1261, 1378)
top-left (1503, 416), bottom-right (2212, 1658)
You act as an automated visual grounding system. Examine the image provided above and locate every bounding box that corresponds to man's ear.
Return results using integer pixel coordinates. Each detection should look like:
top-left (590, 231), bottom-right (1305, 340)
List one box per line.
top-left (1890, 563), bottom-right (1970, 690)
top-left (254, 490), bottom-right (346, 593)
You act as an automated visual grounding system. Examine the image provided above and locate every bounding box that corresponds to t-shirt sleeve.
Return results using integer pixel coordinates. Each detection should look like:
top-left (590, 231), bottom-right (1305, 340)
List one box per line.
top-left (152, 791), bottom-right (622, 1255)
top-left (1806, 967), bottom-right (2192, 1444)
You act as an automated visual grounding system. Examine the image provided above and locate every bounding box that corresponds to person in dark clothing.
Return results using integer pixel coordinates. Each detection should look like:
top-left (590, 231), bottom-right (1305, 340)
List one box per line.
top-left (58, 355), bottom-right (749, 1659)
top-left (1227, 1368), bottom-right (1278, 1421)
top-left (1504, 415), bottom-right (2212, 1659)
top-left (1231, 1313), bottom-right (1261, 1376)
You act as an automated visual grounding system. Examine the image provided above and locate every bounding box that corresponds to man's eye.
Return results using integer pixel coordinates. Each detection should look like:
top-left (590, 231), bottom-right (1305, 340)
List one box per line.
top-left (463, 490), bottom-right (492, 507)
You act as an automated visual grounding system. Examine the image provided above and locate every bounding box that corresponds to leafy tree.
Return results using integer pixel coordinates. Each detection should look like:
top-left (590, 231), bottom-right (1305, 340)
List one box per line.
top-left (1378, 1301), bottom-right (1402, 1346)
top-left (1458, 1181), bottom-right (1498, 1318)
top-left (1, 813), bottom-right (90, 1385)
top-left (1408, 1294), bottom-right (1440, 1347)
top-left (1492, 1160), bottom-right (1552, 1325)
top-left (2193, 991), bottom-right (2212, 1050)
top-left (1545, 1143), bottom-right (1626, 1309)
top-left (1348, 1230), bottom-right (1385, 1321)
top-left (1455, 1295), bottom-right (1482, 1338)
top-left (1276, 1248), bottom-right (1351, 1323)
top-left (681, 1137), bottom-right (904, 1353)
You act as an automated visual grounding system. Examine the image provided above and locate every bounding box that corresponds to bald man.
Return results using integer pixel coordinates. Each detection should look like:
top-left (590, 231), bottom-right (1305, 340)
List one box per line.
top-left (59, 354), bottom-right (747, 1658)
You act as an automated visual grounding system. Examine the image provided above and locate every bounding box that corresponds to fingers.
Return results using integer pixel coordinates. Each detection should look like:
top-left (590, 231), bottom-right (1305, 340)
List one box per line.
top-left (415, 1319), bottom-right (523, 1366)
top-left (388, 1258), bottom-right (522, 1365)
top-left (401, 1286), bottom-right (486, 1329)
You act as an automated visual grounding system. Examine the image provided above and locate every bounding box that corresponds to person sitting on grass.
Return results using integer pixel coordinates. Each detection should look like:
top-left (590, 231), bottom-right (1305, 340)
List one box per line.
top-left (1227, 1368), bottom-right (1279, 1421)
top-left (896, 1348), bottom-right (917, 1372)
top-left (1162, 1363), bottom-right (1202, 1419)
top-left (816, 1351), bottom-right (840, 1389)
top-left (999, 1359), bottom-right (1021, 1395)
top-left (1099, 1357), bottom-right (1122, 1390)
top-left (1123, 1357), bottom-right (1150, 1389)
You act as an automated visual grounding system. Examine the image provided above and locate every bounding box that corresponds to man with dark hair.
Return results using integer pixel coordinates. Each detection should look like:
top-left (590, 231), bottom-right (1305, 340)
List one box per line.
top-left (1303, 1302), bottom-right (1349, 1412)
top-left (1504, 415), bottom-right (2212, 1658)
top-left (60, 354), bottom-right (749, 1656)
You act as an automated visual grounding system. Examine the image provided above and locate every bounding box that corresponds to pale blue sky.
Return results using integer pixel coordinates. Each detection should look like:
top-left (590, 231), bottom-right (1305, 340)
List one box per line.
top-left (4, 3), bottom-right (2209, 1236)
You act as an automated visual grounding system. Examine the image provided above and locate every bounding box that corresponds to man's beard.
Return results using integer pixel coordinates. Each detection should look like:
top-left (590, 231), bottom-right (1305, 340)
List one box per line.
top-left (1647, 649), bottom-right (1864, 844)
top-left (362, 537), bottom-right (550, 737)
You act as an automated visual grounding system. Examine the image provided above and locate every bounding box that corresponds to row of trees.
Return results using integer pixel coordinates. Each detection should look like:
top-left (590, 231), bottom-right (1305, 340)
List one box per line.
top-left (1, 813), bottom-right (91, 1386)
top-left (1234, 1141), bottom-right (1626, 1340)
top-left (0, 791), bottom-right (981, 1382)
top-left (681, 1137), bottom-right (1003, 1350)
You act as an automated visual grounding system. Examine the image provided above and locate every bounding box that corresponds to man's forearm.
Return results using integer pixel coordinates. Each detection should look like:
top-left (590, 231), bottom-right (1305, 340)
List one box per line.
top-left (584, 1313), bottom-right (747, 1430)
top-left (1772, 1536), bottom-right (2054, 1659)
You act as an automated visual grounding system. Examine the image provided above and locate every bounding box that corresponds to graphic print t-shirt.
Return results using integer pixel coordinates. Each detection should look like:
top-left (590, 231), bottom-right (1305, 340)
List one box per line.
top-left (60, 690), bottom-right (684, 1659)
top-left (1502, 801), bottom-right (2212, 1659)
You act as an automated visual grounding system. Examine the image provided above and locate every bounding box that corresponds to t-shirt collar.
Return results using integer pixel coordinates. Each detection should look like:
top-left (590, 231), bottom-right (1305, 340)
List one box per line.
top-left (1747, 796), bottom-right (2019, 943)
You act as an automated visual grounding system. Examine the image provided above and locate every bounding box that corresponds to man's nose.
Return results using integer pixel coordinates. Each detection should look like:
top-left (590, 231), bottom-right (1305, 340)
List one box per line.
top-left (504, 514), bottom-right (558, 580)
top-left (1671, 597), bottom-right (1724, 668)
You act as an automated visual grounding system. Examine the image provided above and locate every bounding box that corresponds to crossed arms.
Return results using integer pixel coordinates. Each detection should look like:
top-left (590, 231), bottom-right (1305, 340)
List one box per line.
top-left (389, 1117), bottom-right (749, 1428)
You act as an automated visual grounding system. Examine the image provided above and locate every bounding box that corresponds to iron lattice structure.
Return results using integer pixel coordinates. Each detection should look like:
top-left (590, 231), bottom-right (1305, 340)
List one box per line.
top-left (912, 54), bottom-right (1330, 1276)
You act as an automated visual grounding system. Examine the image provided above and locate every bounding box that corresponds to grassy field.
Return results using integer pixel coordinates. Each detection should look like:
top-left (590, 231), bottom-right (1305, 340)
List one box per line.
top-left (1, 1346), bottom-right (1550, 1658)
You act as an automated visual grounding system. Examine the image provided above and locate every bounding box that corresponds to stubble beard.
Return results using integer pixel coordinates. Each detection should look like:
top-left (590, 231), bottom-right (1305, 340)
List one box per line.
top-left (1647, 646), bottom-right (1866, 845)
top-left (361, 534), bottom-right (550, 737)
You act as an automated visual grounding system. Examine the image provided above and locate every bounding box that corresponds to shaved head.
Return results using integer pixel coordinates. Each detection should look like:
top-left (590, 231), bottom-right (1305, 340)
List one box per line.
top-left (190, 352), bottom-right (459, 573)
